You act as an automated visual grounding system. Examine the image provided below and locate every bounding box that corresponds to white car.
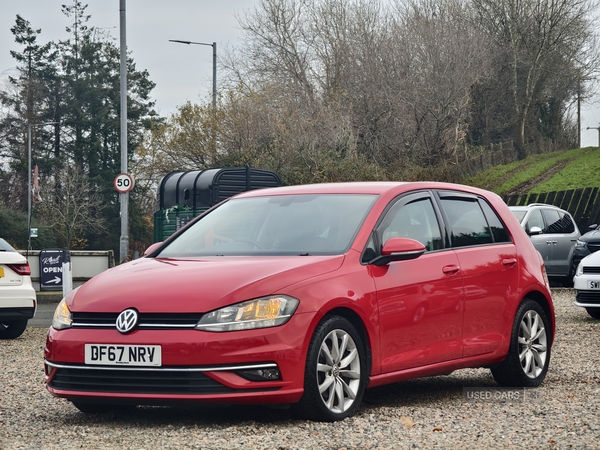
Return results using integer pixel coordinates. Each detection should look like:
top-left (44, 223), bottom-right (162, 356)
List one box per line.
top-left (573, 250), bottom-right (600, 319)
top-left (0, 239), bottom-right (37, 339)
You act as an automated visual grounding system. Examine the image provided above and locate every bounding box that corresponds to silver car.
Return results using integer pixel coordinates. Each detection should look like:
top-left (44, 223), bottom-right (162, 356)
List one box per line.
top-left (509, 203), bottom-right (580, 284)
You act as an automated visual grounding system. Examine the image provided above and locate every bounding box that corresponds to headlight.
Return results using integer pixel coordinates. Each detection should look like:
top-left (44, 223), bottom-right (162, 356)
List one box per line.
top-left (52, 298), bottom-right (72, 330)
top-left (575, 240), bottom-right (587, 250)
top-left (576, 262), bottom-right (584, 276)
top-left (196, 295), bottom-right (299, 332)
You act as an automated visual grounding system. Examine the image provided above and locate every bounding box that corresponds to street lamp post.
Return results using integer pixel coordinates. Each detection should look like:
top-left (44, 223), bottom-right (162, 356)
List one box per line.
top-left (27, 121), bottom-right (57, 254)
top-left (119, 0), bottom-right (129, 264)
top-left (169, 39), bottom-right (217, 109)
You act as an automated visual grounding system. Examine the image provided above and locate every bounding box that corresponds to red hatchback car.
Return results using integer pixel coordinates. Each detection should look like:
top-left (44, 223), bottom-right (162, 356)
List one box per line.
top-left (45, 182), bottom-right (555, 421)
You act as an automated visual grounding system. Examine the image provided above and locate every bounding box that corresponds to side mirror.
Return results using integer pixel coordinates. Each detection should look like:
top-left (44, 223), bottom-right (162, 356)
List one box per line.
top-left (143, 242), bottom-right (163, 257)
top-left (371, 237), bottom-right (426, 266)
top-left (528, 226), bottom-right (543, 236)
top-left (589, 224), bottom-right (598, 231)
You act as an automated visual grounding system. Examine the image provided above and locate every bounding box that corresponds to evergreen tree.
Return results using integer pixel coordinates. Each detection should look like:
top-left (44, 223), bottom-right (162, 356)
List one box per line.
top-left (0, 15), bottom-right (58, 212)
top-left (0, 2), bottom-right (158, 254)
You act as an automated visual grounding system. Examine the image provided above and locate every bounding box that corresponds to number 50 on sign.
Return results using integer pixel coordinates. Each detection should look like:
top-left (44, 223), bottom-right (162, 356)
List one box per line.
top-left (114, 173), bottom-right (135, 193)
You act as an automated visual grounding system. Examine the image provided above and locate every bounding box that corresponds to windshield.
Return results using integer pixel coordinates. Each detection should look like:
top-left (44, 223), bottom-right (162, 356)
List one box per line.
top-left (510, 210), bottom-right (526, 223)
top-left (158, 194), bottom-right (378, 257)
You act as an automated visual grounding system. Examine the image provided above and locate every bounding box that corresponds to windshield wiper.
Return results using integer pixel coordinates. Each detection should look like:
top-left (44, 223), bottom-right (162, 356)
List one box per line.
top-left (298, 252), bottom-right (310, 256)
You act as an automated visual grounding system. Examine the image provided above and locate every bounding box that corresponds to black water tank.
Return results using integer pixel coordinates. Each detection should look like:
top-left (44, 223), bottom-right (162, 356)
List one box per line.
top-left (157, 167), bottom-right (282, 210)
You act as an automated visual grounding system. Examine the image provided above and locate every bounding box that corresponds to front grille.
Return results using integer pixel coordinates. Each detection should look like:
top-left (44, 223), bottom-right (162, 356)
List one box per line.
top-left (72, 312), bottom-right (203, 329)
top-left (587, 244), bottom-right (600, 253)
top-left (582, 267), bottom-right (600, 274)
top-left (49, 366), bottom-right (233, 394)
top-left (576, 291), bottom-right (600, 305)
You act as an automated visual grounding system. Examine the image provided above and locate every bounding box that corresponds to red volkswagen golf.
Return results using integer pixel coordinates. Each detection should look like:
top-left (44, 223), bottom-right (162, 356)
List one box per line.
top-left (45, 182), bottom-right (554, 422)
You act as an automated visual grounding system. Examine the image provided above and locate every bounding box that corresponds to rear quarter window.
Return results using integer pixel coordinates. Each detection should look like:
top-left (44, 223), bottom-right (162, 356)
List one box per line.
top-left (479, 200), bottom-right (511, 243)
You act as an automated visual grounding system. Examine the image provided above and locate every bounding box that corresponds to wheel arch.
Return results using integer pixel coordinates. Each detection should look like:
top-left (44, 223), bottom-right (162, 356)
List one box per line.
top-left (322, 307), bottom-right (373, 377)
top-left (522, 289), bottom-right (555, 344)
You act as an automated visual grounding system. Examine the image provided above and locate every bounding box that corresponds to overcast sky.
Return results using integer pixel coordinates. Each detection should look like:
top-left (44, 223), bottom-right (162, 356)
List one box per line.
top-left (0, 0), bottom-right (254, 117)
top-left (1, 0), bottom-right (599, 147)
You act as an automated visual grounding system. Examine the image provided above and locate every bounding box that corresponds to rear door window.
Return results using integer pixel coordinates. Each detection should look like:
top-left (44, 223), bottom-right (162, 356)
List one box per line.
top-left (439, 197), bottom-right (493, 247)
top-left (438, 192), bottom-right (511, 248)
top-left (542, 209), bottom-right (575, 234)
top-left (542, 209), bottom-right (562, 234)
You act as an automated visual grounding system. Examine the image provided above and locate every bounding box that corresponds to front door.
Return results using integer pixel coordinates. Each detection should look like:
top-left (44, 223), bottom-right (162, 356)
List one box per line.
top-left (372, 192), bottom-right (464, 373)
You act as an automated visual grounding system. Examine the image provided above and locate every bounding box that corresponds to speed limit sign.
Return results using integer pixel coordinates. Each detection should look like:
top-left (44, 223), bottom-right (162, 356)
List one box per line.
top-left (114, 173), bottom-right (135, 193)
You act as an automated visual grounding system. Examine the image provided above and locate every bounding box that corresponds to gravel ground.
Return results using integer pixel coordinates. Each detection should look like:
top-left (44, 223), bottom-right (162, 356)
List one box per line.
top-left (1, 288), bottom-right (599, 449)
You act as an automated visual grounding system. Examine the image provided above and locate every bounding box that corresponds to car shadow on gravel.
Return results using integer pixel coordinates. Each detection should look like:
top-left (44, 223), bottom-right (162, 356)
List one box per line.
top-left (362, 369), bottom-right (497, 409)
top-left (59, 370), bottom-right (500, 426)
top-left (61, 403), bottom-right (296, 426)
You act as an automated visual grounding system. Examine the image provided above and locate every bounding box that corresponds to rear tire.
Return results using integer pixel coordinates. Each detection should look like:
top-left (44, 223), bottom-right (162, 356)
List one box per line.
top-left (292, 315), bottom-right (367, 422)
top-left (585, 308), bottom-right (600, 320)
top-left (491, 299), bottom-right (551, 387)
top-left (0, 320), bottom-right (28, 339)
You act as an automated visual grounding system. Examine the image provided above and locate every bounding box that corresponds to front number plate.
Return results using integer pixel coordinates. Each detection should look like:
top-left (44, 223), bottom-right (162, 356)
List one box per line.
top-left (84, 344), bottom-right (162, 366)
top-left (589, 281), bottom-right (600, 290)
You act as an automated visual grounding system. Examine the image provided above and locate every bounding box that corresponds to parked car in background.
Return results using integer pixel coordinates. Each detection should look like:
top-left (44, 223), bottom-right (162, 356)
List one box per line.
top-left (0, 238), bottom-right (36, 339)
top-left (509, 203), bottom-right (580, 285)
top-left (573, 224), bottom-right (600, 272)
top-left (45, 182), bottom-right (555, 422)
top-left (573, 250), bottom-right (600, 319)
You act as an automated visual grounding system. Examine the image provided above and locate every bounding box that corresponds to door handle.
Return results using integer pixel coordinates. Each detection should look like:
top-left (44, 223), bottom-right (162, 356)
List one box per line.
top-left (442, 265), bottom-right (460, 275)
top-left (502, 258), bottom-right (517, 267)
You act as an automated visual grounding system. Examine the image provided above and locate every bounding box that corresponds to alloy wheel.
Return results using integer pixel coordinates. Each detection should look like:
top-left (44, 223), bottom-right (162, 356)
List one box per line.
top-left (316, 329), bottom-right (361, 414)
top-left (518, 310), bottom-right (548, 379)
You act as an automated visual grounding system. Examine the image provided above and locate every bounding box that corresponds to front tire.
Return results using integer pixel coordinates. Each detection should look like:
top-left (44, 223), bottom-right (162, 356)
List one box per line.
top-left (491, 299), bottom-right (550, 387)
top-left (0, 320), bottom-right (28, 339)
top-left (293, 315), bottom-right (367, 422)
top-left (585, 308), bottom-right (600, 320)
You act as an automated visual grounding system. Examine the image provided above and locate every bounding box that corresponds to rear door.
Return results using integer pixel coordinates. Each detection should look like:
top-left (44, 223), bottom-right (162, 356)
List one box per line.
top-left (436, 191), bottom-right (519, 358)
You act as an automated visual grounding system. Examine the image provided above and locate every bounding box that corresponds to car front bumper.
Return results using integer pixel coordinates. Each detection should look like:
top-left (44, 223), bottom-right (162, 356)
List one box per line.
top-left (44, 313), bottom-right (314, 405)
top-left (573, 273), bottom-right (600, 308)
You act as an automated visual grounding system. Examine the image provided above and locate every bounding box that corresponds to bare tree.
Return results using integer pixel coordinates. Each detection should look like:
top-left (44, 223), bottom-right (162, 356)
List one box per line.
top-left (37, 165), bottom-right (106, 248)
top-left (234, 0), bottom-right (316, 101)
top-left (386, 0), bottom-right (494, 165)
top-left (473, 0), bottom-right (600, 157)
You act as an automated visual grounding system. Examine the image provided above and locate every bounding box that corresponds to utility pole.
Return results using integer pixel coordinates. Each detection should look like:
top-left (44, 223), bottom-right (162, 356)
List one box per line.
top-left (577, 81), bottom-right (581, 148)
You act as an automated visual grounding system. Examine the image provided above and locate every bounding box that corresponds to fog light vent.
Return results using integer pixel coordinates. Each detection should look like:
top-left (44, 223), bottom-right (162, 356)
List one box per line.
top-left (237, 367), bottom-right (281, 381)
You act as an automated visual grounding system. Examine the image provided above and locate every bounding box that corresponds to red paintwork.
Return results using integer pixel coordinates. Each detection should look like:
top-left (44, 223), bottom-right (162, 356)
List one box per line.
top-left (45, 181), bottom-right (555, 406)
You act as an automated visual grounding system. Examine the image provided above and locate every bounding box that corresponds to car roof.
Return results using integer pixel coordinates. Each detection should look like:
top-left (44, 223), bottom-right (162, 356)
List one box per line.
top-left (233, 181), bottom-right (498, 198)
top-left (509, 203), bottom-right (567, 213)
